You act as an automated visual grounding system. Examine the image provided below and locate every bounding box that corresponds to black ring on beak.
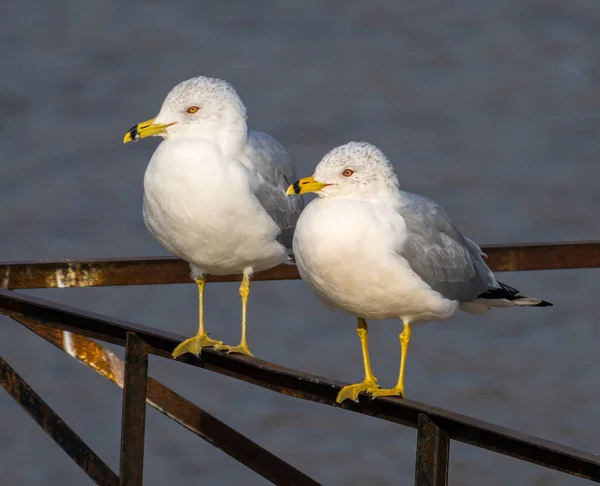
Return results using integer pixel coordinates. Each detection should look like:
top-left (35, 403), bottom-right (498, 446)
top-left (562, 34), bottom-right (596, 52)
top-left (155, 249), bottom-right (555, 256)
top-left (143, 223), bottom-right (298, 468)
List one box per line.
top-left (292, 180), bottom-right (301, 194)
top-left (126, 125), bottom-right (141, 141)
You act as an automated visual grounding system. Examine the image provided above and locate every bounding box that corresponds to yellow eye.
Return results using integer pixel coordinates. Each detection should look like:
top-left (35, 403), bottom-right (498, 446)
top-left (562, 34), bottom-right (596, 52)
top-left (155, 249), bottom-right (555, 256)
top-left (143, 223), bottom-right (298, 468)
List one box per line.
top-left (187, 106), bottom-right (199, 114)
top-left (342, 169), bottom-right (354, 177)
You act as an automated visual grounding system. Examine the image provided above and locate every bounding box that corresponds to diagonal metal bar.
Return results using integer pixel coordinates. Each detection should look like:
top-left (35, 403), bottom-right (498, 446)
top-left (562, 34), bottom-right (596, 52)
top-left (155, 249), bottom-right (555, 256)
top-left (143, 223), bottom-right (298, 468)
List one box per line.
top-left (415, 414), bottom-right (449, 486)
top-left (0, 241), bottom-right (598, 289)
top-left (120, 332), bottom-right (148, 486)
top-left (0, 355), bottom-right (119, 486)
top-left (14, 316), bottom-right (322, 486)
top-left (1, 290), bottom-right (599, 482)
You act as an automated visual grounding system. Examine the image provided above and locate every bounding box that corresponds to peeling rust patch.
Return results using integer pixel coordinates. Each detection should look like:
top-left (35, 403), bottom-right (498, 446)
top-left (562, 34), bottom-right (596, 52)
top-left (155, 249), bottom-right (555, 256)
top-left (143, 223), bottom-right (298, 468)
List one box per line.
top-left (1, 267), bottom-right (9, 289)
top-left (50, 263), bottom-right (103, 288)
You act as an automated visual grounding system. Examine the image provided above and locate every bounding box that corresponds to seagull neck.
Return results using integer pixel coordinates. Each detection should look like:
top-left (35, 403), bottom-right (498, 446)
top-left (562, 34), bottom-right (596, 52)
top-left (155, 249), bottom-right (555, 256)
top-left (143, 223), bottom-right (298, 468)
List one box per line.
top-left (168, 125), bottom-right (248, 159)
top-left (217, 126), bottom-right (248, 159)
top-left (323, 189), bottom-right (402, 206)
top-left (367, 191), bottom-right (403, 206)
top-left (215, 109), bottom-right (248, 158)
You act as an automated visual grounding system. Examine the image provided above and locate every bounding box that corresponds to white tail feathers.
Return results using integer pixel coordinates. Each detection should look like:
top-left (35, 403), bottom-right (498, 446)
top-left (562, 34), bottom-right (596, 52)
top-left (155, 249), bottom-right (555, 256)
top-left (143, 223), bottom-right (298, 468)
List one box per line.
top-left (512, 297), bottom-right (545, 306)
top-left (460, 297), bottom-right (548, 315)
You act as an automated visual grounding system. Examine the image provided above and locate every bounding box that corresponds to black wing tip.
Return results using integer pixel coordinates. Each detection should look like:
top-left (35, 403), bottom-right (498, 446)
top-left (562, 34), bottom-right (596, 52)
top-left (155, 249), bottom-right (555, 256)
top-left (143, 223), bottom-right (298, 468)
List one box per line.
top-left (479, 281), bottom-right (553, 307)
top-left (478, 281), bottom-right (519, 301)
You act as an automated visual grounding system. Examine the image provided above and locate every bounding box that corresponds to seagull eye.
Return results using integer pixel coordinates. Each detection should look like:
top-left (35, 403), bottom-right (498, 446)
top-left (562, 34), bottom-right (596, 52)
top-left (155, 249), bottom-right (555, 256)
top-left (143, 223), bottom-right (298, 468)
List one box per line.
top-left (342, 169), bottom-right (354, 177)
top-left (186, 106), bottom-right (199, 114)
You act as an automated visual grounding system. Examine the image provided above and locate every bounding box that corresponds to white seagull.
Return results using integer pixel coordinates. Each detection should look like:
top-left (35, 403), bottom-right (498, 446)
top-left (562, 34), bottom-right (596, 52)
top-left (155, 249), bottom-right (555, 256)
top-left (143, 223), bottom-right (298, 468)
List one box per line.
top-left (287, 141), bottom-right (551, 403)
top-left (124, 76), bottom-right (304, 358)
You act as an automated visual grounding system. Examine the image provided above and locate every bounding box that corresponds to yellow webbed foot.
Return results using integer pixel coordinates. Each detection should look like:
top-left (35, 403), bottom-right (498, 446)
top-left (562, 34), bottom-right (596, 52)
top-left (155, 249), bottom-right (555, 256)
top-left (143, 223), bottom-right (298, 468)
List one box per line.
top-left (336, 379), bottom-right (380, 403)
top-left (213, 342), bottom-right (255, 357)
top-left (172, 333), bottom-right (224, 358)
top-left (370, 386), bottom-right (404, 400)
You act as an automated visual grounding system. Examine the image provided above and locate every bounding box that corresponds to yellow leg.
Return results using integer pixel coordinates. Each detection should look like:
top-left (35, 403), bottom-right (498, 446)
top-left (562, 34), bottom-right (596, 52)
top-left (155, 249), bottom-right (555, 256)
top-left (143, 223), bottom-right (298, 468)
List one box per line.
top-left (214, 271), bottom-right (254, 357)
top-left (336, 317), bottom-right (380, 403)
top-left (372, 321), bottom-right (411, 399)
top-left (172, 277), bottom-right (224, 358)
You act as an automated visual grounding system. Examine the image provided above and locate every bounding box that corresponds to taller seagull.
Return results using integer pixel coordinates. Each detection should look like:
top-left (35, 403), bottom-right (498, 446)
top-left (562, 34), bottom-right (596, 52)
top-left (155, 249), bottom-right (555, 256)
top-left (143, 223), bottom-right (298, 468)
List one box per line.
top-left (124, 76), bottom-right (303, 358)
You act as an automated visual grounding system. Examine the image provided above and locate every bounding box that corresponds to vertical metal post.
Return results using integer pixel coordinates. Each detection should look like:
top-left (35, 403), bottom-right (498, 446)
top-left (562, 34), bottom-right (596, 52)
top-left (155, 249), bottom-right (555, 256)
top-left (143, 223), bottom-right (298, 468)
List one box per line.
top-left (119, 332), bottom-right (148, 486)
top-left (415, 413), bottom-right (450, 486)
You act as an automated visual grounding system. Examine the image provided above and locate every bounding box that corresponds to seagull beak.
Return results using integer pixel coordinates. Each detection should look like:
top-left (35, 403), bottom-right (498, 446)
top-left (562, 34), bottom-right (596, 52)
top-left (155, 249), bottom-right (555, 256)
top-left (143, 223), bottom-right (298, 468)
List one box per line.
top-left (286, 176), bottom-right (330, 196)
top-left (123, 118), bottom-right (176, 143)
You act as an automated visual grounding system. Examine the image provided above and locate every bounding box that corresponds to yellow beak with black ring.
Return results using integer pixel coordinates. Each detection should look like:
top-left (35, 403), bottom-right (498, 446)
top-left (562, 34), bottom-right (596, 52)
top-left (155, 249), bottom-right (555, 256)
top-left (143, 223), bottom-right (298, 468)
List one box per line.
top-left (286, 176), bottom-right (330, 196)
top-left (123, 118), bottom-right (176, 143)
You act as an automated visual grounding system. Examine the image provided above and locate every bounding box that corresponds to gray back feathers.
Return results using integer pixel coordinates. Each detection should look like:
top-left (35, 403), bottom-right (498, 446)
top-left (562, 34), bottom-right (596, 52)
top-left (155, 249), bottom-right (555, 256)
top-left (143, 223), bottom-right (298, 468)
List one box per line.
top-left (244, 131), bottom-right (304, 250)
top-left (397, 192), bottom-right (494, 302)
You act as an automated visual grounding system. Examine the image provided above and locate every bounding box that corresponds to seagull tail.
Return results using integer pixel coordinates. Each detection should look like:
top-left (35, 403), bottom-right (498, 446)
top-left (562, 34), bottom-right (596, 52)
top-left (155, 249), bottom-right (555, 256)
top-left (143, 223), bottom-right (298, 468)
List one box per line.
top-left (460, 281), bottom-right (553, 315)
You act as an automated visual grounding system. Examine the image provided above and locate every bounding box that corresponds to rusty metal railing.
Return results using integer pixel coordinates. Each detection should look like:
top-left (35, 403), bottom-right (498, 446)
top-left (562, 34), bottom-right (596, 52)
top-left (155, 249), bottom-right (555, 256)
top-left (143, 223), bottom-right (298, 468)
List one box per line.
top-left (1, 241), bottom-right (599, 486)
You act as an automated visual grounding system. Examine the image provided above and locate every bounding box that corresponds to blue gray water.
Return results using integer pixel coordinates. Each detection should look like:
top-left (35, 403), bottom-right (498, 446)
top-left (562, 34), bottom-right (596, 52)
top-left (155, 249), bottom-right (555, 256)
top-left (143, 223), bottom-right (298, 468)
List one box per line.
top-left (1, 1), bottom-right (599, 484)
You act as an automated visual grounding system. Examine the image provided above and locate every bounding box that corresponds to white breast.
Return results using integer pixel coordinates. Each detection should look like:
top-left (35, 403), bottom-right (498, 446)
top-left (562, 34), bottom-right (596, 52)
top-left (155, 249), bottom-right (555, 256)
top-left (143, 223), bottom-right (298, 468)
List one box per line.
top-left (293, 199), bottom-right (458, 323)
top-left (143, 139), bottom-right (287, 275)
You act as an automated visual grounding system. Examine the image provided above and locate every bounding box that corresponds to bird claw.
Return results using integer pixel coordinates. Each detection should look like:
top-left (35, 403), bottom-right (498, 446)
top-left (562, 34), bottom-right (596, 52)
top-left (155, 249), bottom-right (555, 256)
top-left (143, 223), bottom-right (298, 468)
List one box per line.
top-left (370, 387), bottom-right (404, 400)
top-left (172, 333), bottom-right (224, 358)
top-left (336, 380), bottom-right (380, 403)
top-left (213, 342), bottom-right (255, 357)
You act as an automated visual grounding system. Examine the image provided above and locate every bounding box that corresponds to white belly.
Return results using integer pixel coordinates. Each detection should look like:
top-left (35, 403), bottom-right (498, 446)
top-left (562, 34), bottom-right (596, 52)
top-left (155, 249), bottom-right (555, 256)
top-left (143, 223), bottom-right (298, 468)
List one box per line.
top-left (143, 140), bottom-right (287, 275)
top-left (293, 199), bottom-right (458, 323)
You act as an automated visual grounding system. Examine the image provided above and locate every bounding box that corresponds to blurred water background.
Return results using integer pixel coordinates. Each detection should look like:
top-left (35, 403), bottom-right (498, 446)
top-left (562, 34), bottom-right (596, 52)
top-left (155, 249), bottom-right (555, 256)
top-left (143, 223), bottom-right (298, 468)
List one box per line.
top-left (1, 1), bottom-right (599, 484)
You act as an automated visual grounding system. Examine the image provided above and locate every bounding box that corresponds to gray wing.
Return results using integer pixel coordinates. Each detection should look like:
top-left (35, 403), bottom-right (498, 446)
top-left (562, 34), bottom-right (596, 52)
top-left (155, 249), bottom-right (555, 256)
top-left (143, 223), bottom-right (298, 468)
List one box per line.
top-left (397, 192), bottom-right (496, 302)
top-left (244, 131), bottom-right (305, 250)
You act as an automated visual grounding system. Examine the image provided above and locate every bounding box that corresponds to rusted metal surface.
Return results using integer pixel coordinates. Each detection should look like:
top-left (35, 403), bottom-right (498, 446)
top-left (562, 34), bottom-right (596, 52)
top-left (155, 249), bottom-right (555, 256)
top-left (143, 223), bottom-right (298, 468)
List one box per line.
top-left (0, 256), bottom-right (291, 289)
top-left (483, 241), bottom-right (600, 272)
top-left (415, 414), bottom-right (449, 486)
top-left (14, 317), bottom-right (322, 486)
top-left (120, 333), bottom-right (148, 486)
top-left (1, 290), bottom-right (600, 482)
top-left (1, 241), bottom-right (598, 289)
top-left (0, 356), bottom-right (119, 486)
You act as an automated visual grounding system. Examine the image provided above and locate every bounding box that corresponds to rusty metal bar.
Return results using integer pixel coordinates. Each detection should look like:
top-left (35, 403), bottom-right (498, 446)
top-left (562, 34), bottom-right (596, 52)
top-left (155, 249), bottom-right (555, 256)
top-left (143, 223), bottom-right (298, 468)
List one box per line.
top-left (14, 317), bottom-right (322, 486)
top-left (482, 241), bottom-right (600, 272)
top-left (415, 414), bottom-right (449, 486)
top-left (0, 355), bottom-right (119, 486)
top-left (119, 332), bottom-right (148, 486)
top-left (1, 290), bottom-right (599, 481)
top-left (0, 241), bottom-right (598, 289)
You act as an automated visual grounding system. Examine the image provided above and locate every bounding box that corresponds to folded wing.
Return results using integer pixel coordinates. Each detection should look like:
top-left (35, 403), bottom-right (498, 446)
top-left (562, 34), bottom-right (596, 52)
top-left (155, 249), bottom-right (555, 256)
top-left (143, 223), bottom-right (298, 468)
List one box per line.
top-left (244, 131), bottom-right (305, 251)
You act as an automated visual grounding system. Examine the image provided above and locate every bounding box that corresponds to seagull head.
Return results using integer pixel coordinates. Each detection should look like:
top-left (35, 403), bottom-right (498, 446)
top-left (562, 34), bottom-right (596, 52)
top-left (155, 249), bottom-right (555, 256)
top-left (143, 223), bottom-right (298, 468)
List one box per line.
top-left (287, 142), bottom-right (399, 200)
top-left (123, 76), bottom-right (248, 152)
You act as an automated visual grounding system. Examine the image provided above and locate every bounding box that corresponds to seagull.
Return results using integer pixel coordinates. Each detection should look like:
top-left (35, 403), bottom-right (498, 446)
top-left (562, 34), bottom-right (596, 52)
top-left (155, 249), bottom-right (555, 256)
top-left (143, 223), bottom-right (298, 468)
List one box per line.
top-left (123, 76), bottom-right (304, 358)
top-left (287, 141), bottom-right (551, 403)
